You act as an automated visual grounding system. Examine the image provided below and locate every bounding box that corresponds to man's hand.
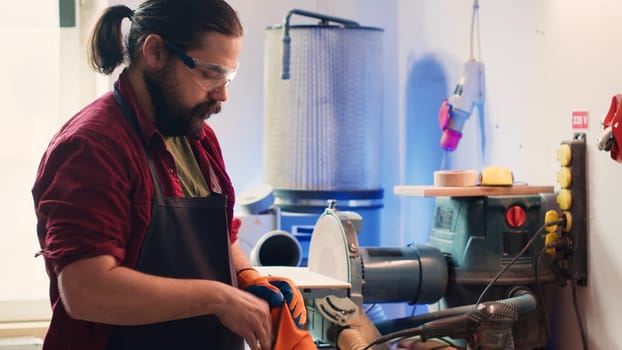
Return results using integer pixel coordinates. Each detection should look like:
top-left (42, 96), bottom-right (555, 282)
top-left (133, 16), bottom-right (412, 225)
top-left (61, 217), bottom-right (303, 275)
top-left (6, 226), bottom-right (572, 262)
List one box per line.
top-left (216, 286), bottom-right (273, 350)
top-left (237, 268), bottom-right (284, 307)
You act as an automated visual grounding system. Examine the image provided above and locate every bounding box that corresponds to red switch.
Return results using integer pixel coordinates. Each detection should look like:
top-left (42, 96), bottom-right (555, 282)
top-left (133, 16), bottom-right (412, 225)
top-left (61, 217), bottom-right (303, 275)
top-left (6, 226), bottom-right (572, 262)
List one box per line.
top-left (506, 205), bottom-right (526, 228)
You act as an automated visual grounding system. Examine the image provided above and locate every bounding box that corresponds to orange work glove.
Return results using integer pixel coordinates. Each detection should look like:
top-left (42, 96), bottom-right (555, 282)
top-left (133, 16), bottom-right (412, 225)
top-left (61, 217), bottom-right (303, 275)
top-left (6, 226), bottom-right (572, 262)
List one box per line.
top-left (272, 302), bottom-right (316, 350)
top-left (237, 268), bottom-right (284, 307)
top-left (266, 276), bottom-right (307, 328)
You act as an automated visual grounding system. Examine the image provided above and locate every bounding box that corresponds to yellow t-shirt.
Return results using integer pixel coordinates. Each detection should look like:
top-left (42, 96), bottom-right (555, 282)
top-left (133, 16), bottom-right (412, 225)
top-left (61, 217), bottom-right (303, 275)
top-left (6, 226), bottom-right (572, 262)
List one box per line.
top-left (164, 136), bottom-right (211, 197)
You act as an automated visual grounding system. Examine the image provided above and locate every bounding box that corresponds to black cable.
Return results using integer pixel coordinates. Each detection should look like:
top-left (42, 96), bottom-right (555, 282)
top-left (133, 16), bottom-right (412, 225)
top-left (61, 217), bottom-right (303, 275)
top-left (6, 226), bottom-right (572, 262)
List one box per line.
top-left (476, 222), bottom-right (548, 304)
top-left (571, 280), bottom-right (588, 350)
top-left (410, 304), bottom-right (417, 317)
top-left (534, 247), bottom-right (551, 341)
top-left (361, 327), bottom-right (423, 350)
top-left (365, 303), bottom-right (376, 313)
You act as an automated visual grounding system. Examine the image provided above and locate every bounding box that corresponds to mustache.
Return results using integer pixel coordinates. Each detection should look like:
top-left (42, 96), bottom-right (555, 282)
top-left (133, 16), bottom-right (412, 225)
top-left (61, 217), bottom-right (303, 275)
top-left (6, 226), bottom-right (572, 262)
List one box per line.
top-left (191, 99), bottom-right (221, 118)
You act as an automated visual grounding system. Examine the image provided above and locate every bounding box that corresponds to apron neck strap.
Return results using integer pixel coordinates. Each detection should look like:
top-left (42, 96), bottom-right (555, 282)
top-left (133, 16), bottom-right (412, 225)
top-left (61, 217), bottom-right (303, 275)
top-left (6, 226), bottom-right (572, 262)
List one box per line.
top-left (113, 85), bottom-right (165, 204)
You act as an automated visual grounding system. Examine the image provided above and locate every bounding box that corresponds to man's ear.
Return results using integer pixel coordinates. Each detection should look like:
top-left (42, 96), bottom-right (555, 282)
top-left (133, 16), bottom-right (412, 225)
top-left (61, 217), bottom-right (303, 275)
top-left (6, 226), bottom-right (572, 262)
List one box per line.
top-left (142, 34), bottom-right (169, 69)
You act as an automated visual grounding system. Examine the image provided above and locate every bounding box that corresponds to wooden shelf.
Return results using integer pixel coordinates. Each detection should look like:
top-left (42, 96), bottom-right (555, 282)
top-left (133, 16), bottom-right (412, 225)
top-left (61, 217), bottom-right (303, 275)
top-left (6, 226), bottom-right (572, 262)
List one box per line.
top-left (394, 185), bottom-right (555, 197)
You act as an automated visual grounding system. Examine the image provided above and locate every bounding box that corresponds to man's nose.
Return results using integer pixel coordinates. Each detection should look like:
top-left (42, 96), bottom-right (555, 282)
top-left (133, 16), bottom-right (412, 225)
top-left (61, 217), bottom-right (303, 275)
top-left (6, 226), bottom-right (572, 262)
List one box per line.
top-left (208, 83), bottom-right (228, 101)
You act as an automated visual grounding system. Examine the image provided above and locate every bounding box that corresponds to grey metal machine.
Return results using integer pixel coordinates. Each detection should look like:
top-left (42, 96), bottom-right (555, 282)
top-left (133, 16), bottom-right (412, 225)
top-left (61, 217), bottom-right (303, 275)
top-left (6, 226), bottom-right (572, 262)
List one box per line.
top-left (257, 137), bottom-right (588, 349)
top-left (300, 191), bottom-right (561, 350)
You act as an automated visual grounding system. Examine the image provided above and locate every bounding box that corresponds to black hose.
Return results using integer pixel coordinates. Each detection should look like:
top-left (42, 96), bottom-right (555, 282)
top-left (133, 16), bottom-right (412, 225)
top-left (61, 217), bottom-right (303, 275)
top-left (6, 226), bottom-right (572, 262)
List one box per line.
top-left (374, 290), bottom-right (536, 336)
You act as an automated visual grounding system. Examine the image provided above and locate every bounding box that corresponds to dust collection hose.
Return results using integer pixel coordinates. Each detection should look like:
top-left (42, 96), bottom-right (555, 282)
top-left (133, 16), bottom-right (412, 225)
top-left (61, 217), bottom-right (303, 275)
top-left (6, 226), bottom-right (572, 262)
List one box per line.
top-left (375, 289), bottom-right (536, 334)
top-left (250, 230), bottom-right (302, 266)
top-left (338, 291), bottom-right (535, 350)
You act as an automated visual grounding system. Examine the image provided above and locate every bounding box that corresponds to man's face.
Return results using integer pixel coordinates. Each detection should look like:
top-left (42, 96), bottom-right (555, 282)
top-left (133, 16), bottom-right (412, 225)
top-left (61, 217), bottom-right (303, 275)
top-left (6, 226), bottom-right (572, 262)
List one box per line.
top-left (143, 65), bottom-right (220, 137)
top-left (145, 32), bottom-right (242, 137)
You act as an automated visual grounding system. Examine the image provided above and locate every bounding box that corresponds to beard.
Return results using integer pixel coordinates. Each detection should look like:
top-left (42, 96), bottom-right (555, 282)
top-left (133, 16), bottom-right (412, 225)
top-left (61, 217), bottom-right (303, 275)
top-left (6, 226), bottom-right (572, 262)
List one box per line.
top-left (143, 65), bottom-right (222, 137)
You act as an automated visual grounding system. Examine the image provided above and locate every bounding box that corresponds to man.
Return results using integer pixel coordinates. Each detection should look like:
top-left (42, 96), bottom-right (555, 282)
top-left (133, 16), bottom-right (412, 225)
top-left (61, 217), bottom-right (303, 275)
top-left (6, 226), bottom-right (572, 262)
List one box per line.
top-left (32, 1), bottom-right (312, 349)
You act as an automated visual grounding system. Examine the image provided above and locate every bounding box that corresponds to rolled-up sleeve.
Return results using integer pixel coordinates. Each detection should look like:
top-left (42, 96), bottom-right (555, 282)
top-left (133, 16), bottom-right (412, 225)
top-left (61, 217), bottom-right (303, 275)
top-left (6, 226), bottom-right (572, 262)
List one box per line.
top-left (33, 124), bottom-right (145, 274)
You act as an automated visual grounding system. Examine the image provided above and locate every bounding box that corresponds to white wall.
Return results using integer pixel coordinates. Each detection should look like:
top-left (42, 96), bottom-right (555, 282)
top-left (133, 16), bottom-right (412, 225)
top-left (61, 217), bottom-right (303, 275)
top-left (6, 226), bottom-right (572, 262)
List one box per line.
top-left (3, 0), bottom-right (621, 348)
top-left (397, 0), bottom-right (622, 348)
top-left (0, 0), bottom-right (117, 320)
top-left (0, 1), bottom-right (62, 308)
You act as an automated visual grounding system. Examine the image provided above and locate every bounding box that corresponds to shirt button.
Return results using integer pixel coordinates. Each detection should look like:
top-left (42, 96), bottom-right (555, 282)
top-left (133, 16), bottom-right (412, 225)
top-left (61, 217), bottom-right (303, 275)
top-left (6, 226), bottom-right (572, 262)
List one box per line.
top-left (169, 168), bottom-right (175, 174)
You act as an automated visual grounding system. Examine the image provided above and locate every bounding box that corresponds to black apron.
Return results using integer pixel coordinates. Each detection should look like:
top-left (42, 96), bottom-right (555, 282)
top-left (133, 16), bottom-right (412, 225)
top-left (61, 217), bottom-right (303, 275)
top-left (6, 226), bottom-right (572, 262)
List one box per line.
top-left (106, 87), bottom-right (243, 350)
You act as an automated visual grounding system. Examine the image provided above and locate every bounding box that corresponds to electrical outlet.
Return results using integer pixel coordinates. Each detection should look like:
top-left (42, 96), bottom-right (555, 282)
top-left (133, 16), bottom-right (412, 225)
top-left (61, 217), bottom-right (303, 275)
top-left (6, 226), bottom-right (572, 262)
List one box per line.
top-left (554, 133), bottom-right (588, 285)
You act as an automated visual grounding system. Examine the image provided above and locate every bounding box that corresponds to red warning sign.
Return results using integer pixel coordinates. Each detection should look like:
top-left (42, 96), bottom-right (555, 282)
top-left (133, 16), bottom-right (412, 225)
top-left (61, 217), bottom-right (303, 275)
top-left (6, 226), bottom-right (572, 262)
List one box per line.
top-left (572, 111), bottom-right (589, 129)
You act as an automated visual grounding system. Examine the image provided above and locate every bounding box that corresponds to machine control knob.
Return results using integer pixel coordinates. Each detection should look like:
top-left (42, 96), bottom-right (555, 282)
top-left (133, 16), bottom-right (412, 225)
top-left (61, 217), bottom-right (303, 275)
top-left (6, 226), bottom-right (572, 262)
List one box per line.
top-left (544, 210), bottom-right (560, 233)
top-left (561, 211), bottom-right (573, 233)
top-left (556, 189), bottom-right (572, 211)
top-left (557, 144), bottom-right (572, 166)
top-left (557, 167), bottom-right (572, 188)
top-left (505, 205), bottom-right (526, 228)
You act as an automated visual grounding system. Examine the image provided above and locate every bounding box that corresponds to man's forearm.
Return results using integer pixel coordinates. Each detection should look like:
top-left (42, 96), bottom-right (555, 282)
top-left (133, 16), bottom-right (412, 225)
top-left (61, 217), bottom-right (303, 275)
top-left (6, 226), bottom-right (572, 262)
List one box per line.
top-left (58, 254), bottom-right (233, 325)
top-left (230, 240), bottom-right (253, 273)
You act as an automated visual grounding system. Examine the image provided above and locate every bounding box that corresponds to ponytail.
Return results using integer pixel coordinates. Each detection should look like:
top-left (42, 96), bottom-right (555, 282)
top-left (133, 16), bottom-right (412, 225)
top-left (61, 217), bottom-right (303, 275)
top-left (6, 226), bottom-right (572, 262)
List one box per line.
top-left (88, 1), bottom-right (243, 75)
top-left (88, 5), bottom-right (134, 75)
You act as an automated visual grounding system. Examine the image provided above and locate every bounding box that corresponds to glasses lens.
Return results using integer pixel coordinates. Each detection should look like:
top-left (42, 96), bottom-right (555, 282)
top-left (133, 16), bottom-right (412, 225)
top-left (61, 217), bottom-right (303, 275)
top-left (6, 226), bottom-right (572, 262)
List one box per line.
top-left (191, 62), bottom-right (237, 90)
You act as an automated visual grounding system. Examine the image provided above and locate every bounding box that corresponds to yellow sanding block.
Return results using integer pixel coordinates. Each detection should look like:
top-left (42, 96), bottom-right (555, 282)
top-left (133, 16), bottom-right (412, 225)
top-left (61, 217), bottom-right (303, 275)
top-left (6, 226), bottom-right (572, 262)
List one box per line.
top-left (479, 166), bottom-right (514, 186)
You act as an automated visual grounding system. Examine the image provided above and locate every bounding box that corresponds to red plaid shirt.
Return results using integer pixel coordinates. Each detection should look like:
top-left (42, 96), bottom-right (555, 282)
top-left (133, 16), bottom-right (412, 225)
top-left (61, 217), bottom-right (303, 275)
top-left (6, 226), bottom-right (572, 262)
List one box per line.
top-left (32, 70), bottom-right (238, 350)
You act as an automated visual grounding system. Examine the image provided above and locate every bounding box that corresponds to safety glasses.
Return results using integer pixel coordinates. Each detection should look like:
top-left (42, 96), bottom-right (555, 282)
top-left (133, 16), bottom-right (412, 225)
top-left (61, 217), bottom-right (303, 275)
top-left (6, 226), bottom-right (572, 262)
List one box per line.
top-left (162, 38), bottom-right (238, 92)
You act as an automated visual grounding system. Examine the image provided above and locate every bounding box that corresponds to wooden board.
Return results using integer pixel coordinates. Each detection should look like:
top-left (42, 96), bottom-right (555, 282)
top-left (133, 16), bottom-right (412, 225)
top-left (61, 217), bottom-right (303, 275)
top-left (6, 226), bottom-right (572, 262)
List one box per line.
top-left (394, 185), bottom-right (554, 197)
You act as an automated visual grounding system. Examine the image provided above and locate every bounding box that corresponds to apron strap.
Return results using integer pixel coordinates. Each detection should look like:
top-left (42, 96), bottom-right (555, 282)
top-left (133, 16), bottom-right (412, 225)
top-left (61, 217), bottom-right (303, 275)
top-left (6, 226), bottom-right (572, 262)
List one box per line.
top-left (113, 85), bottom-right (165, 205)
